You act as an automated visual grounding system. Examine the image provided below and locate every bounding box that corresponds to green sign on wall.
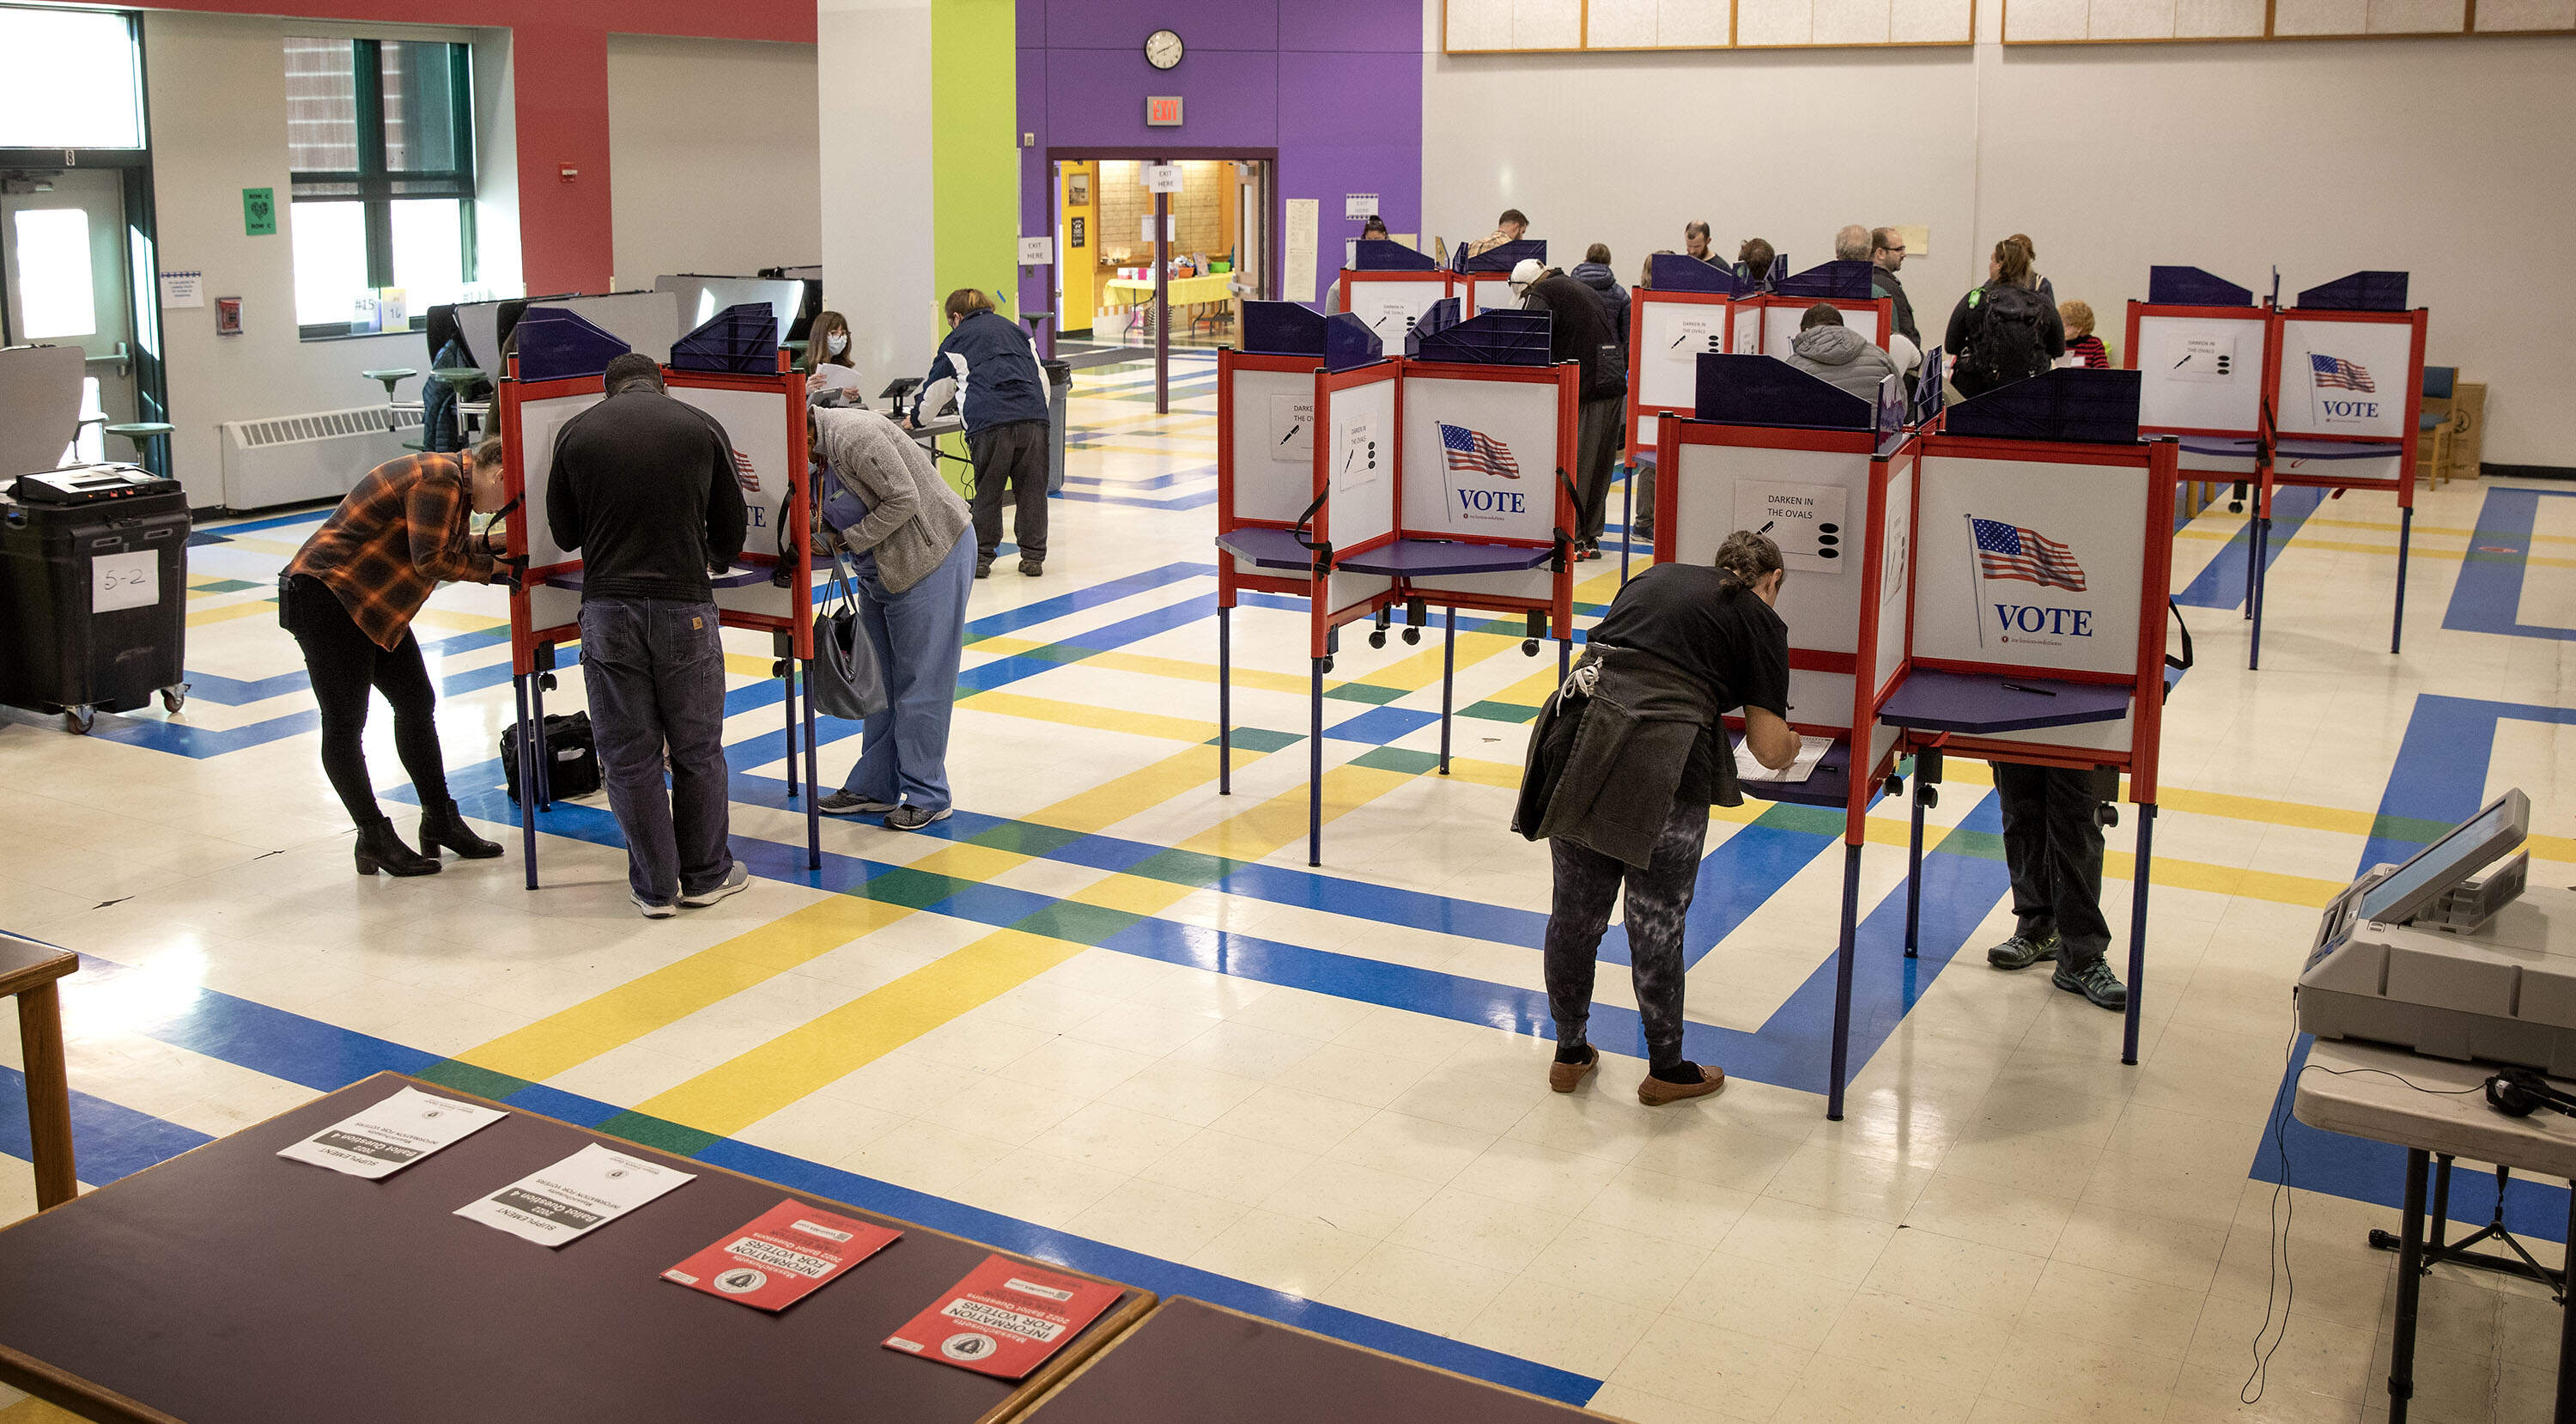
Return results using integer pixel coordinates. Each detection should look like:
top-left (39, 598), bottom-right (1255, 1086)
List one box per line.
top-left (242, 187), bottom-right (276, 237)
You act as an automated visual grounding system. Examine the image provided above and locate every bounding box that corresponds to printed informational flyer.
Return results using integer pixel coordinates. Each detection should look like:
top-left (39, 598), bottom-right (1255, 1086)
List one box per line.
top-left (883, 1254), bottom-right (1121, 1380)
top-left (274, 1086), bottom-right (507, 1179)
top-left (663, 1199), bottom-right (902, 1312)
top-left (453, 1143), bottom-right (693, 1247)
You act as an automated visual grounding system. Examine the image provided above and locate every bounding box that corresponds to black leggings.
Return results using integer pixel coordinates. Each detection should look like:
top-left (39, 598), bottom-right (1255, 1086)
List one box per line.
top-left (283, 574), bottom-right (451, 825)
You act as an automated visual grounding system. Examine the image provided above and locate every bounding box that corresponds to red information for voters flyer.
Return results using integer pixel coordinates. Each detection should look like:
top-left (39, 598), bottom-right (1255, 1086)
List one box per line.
top-left (661, 1199), bottom-right (900, 1312)
top-left (882, 1254), bottom-right (1121, 1379)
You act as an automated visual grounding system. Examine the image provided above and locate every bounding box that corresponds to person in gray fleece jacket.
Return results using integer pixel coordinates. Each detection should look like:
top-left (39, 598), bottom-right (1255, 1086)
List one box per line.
top-left (811, 406), bottom-right (976, 830)
top-left (1784, 303), bottom-right (1900, 401)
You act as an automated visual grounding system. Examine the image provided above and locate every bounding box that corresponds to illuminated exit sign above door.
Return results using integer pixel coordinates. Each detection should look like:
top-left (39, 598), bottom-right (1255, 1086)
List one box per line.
top-left (1145, 95), bottom-right (1183, 126)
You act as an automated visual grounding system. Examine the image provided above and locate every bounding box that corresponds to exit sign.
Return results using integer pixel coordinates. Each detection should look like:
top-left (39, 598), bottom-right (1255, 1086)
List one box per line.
top-left (1145, 95), bottom-right (1182, 126)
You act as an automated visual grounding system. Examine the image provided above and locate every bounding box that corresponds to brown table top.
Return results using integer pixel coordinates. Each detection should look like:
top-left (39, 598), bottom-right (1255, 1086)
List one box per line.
top-left (0, 1072), bottom-right (1150, 1424)
top-left (0, 934), bottom-right (76, 999)
top-left (1009, 1299), bottom-right (1612, 1424)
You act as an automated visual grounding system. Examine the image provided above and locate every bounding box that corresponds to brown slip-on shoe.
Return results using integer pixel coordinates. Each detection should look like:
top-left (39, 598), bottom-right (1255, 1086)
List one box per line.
top-left (1547, 1046), bottom-right (1599, 1093)
top-left (1637, 1064), bottom-right (1725, 1105)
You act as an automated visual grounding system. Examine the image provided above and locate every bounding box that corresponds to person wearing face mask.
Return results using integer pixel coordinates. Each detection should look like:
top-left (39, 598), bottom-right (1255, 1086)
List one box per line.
top-left (280, 437), bottom-right (522, 877)
top-left (805, 310), bottom-right (867, 408)
top-left (1514, 531), bottom-right (1799, 1105)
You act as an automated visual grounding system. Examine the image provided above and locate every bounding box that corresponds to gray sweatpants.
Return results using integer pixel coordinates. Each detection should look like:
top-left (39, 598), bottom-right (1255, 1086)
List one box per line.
top-left (1541, 800), bottom-right (1709, 1063)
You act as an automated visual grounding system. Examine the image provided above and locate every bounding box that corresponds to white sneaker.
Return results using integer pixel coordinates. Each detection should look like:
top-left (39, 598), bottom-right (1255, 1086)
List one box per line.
top-left (678, 861), bottom-right (750, 908)
top-left (633, 894), bottom-right (677, 920)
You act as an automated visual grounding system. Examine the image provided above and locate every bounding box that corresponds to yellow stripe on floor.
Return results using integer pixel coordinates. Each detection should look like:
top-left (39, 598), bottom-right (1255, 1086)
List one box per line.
top-left (636, 928), bottom-right (1088, 1136)
top-left (959, 690), bottom-right (1218, 744)
top-left (1178, 762), bottom-right (1415, 861)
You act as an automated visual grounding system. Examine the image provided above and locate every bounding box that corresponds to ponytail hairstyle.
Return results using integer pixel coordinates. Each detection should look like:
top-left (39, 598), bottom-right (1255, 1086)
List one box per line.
top-left (1712, 528), bottom-right (1784, 595)
top-left (1992, 236), bottom-right (2033, 289)
top-left (943, 287), bottom-right (996, 324)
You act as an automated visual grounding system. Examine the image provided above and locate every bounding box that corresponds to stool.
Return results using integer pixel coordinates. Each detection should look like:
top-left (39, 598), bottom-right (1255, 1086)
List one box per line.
top-left (419, 367), bottom-right (490, 450)
top-left (361, 367), bottom-right (418, 434)
top-left (103, 422), bottom-right (173, 470)
top-left (2, 934), bottom-right (79, 1209)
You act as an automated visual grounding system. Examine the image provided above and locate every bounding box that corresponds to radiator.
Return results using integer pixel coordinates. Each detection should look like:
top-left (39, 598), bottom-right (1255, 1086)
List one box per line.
top-left (217, 405), bottom-right (421, 513)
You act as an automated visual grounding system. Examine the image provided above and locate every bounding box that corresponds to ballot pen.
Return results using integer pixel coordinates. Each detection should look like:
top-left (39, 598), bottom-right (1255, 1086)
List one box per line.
top-left (1998, 680), bottom-right (2057, 697)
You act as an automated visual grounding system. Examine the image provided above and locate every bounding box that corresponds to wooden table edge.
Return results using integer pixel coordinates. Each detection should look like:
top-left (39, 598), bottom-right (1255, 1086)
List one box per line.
top-left (0, 1070), bottom-right (1157, 1424)
top-left (998, 1296), bottom-right (1625, 1421)
top-left (0, 940), bottom-right (78, 1000)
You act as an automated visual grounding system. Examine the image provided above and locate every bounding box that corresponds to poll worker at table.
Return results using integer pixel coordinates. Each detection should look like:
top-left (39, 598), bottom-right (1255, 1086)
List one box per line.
top-left (1985, 762), bottom-right (2129, 1009)
top-left (548, 353), bottom-right (750, 918)
top-left (282, 439), bottom-right (519, 878)
top-left (803, 309), bottom-right (868, 408)
top-left (916, 288), bottom-right (1049, 580)
top-left (1513, 531), bottom-right (1799, 1105)
top-left (1511, 258), bottom-right (1626, 561)
top-left (1943, 236), bottom-right (2063, 399)
top-left (1869, 228), bottom-right (1921, 351)
top-left (1466, 208), bottom-right (1528, 259)
top-left (811, 406), bottom-right (975, 831)
top-left (1785, 303), bottom-right (1901, 400)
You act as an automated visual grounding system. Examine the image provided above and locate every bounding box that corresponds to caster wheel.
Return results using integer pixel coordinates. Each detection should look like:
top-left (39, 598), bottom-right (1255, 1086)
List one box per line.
top-left (771, 659), bottom-right (791, 678)
top-left (1522, 639), bottom-right (1540, 655)
top-left (64, 708), bottom-right (94, 735)
top-left (1885, 774), bottom-right (1905, 798)
top-left (2228, 501), bottom-right (2244, 514)
top-left (1922, 785), bottom-right (1940, 810)
top-left (2095, 803), bottom-right (2120, 829)
top-left (1368, 630), bottom-right (1386, 649)
top-left (1401, 626), bottom-right (1420, 645)
top-left (539, 672), bottom-right (558, 692)
top-left (1321, 657), bottom-right (1335, 673)
top-left (160, 685), bottom-right (187, 714)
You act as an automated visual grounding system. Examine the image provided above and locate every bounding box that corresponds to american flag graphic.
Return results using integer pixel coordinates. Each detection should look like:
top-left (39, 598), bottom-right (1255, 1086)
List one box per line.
top-left (1438, 423), bottom-right (1520, 480)
top-left (2309, 353), bottom-right (2377, 393)
top-left (1971, 517), bottom-right (2087, 592)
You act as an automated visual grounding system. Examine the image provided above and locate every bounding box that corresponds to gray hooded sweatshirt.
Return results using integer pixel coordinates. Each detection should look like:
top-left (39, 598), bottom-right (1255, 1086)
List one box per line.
top-left (813, 407), bottom-right (971, 594)
top-left (1786, 325), bottom-right (1902, 402)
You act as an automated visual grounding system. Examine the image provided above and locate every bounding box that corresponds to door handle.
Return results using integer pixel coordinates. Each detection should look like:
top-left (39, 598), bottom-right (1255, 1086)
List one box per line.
top-left (83, 342), bottom-right (131, 378)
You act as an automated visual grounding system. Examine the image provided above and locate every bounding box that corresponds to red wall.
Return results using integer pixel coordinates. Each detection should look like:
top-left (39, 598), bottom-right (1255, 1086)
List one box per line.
top-left (166, 0), bottom-right (816, 293)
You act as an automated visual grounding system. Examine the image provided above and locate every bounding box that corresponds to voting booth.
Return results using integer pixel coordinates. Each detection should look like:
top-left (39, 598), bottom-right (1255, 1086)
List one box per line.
top-left (1741, 260), bottom-right (1893, 362)
top-left (1625, 255), bottom-right (1749, 459)
top-left (497, 303), bottom-right (820, 885)
top-left (1333, 240), bottom-right (1456, 352)
top-left (2126, 267), bottom-right (2427, 666)
top-left (1452, 239), bottom-right (1544, 319)
top-left (1216, 301), bottom-right (1577, 866)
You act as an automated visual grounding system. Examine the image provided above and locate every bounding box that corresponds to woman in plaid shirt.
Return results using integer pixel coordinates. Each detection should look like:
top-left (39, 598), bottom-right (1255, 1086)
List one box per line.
top-left (282, 436), bottom-right (520, 877)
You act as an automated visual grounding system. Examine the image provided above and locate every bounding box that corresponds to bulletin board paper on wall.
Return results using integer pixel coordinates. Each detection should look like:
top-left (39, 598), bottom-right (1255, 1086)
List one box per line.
top-left (1444, 0), bottom-right (1971, 48)
top-left (1911, 454), bottom-right (2147, 677)
top-left (1400, 374), bottom-right (1560, 544)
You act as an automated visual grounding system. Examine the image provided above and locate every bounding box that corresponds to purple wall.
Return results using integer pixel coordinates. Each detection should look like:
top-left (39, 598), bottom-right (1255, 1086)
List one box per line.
top-left (1015, 0), bottom-right (1423, 326)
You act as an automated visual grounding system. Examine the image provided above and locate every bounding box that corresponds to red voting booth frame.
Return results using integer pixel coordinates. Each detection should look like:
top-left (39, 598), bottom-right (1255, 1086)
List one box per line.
top-left (1215, 346), bottom-right (1578, 867)
top-left (1652, 411), bottom-right (2178, 1117)
top-left (2123, 301), bottom-right (2427, 668)
top-left (497, 353), bottom-right (820, 888)
top-left (1334, 270), bottom-right (1457, 325)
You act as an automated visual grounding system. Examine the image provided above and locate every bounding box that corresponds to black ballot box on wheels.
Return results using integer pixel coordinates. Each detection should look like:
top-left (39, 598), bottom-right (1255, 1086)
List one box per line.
top-left (0, 466), bottom-right (191, 733)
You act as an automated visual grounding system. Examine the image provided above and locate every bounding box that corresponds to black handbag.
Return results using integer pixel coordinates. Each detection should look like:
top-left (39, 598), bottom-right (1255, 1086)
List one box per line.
top-left (808, 542), bottom-right (890, 721)
top-left (500, 712), bottom-right (602, 804)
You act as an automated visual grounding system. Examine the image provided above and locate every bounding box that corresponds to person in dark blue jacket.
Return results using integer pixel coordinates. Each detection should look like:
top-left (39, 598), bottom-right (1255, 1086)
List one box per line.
top-left (913, 288), bottom-right (1051, 578)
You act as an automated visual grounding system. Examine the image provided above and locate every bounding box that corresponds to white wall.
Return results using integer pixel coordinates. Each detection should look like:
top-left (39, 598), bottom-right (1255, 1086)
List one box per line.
top-left (1420, 4), bottom-right (2576, 466)
top-left (143, 11), bottom-right (520, 508)
top-left (605, 35), bottom-right (820, 292)
top-left (817, 0), bottom-right (934, 394)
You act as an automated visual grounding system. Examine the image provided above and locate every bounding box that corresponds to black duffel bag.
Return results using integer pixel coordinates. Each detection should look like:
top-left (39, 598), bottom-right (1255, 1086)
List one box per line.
top-left (500, 711), bottom-right (602, 804)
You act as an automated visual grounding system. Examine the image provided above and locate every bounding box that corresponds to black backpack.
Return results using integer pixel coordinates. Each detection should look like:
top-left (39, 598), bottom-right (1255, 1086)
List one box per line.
top-left (1958, 283), bottom-right (2052, 394)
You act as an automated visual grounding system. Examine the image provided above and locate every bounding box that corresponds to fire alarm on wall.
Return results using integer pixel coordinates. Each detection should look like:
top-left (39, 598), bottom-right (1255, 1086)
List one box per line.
top-left (559, 164), bottom-right (579, 183)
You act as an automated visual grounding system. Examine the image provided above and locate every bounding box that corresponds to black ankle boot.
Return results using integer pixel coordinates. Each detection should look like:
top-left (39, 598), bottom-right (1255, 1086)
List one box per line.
top-left (418, 798), bottom-right (503, 859)
top-left (355, 815), bottom-right (441, 877)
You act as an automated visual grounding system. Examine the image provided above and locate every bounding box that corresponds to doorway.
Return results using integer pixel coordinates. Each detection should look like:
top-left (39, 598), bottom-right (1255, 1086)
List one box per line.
top-left (3, 168), bottom-right (147, 466)
top-left (1049, 152), bottom-right (1273, 353)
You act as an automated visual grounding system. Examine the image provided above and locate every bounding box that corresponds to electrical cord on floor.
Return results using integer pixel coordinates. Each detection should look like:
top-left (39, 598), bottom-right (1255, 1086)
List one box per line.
top-left (2244, 1042), bottom-right (2489, 1405)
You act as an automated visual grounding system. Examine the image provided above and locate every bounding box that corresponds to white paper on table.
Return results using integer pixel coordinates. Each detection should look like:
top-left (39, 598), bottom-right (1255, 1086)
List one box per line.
top-left (1735, 734), bottom-right (1833, 783)
top-left (275, 1086), bottom-right (508, 1179)
top-left (454, 1143), bottom-right (694, 1247)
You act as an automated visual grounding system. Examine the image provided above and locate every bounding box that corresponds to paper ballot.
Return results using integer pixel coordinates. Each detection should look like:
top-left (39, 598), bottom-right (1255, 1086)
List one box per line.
top-left (276, 1086), bottom-right (507, 1179)
top-left (455, 1143), bottom-right (693, 1247)
top-left (811, 363), bottom-right (866, 393)
top-left (1735, 734), bottom-right (1832, 784)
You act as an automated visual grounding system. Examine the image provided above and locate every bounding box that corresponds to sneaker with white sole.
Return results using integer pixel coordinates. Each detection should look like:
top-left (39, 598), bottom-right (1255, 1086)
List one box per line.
top-left (632, 894), bottom-right (677, 920)
top-left (819, 790), bottom-right (898, 816)
top-left (884, 804), bottom-right (952, 831)
top-left (1986, 931), bottom-right (2059, 971)
top-left (679, 861), bottom-right (750, 908)
top-left (2053, 956), bottom-right (2129, 1010)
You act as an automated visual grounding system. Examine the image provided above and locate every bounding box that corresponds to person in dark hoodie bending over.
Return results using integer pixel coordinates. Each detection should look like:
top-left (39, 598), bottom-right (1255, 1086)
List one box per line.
top-left (917, 288), bottom-right (1051, 579)
top-left (1513, 531), bottom-right (1800, 1105)
top-left (549, 353), bottom-right (750, 919)
top-left (1511, 258), bottom-right (1626, 561)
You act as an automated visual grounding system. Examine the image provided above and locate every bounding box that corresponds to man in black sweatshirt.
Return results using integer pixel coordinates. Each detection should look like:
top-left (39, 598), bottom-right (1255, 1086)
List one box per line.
top-left (1514, 259), bottom-right (1628, 558)
top-left (548, 353), bottom-right (750, 918)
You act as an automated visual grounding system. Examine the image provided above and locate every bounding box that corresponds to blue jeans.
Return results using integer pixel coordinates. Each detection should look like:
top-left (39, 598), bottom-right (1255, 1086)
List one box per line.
top-left (578, 597), bottom-right (733, 903)
top-left (840, 533), bottom-right (973, 812)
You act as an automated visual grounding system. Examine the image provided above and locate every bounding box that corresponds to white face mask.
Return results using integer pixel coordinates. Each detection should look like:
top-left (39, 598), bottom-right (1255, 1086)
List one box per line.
top-left (827, 331), bottom-right (849, 356)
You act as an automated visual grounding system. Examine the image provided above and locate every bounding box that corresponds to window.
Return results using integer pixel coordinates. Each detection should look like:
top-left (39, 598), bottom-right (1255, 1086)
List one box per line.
top-left (286, 36), bottom-right (475, 337)
top-left (0, 8), bottom-right (144, 149)
top-left (12, 209), bottom-right (97, 339)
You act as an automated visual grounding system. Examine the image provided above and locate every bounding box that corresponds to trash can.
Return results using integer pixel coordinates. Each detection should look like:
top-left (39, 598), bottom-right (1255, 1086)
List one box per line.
top-left (1044, 357), bottom-right (1072, 493)
top-left (0, 466), bottom-right (191, 733)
